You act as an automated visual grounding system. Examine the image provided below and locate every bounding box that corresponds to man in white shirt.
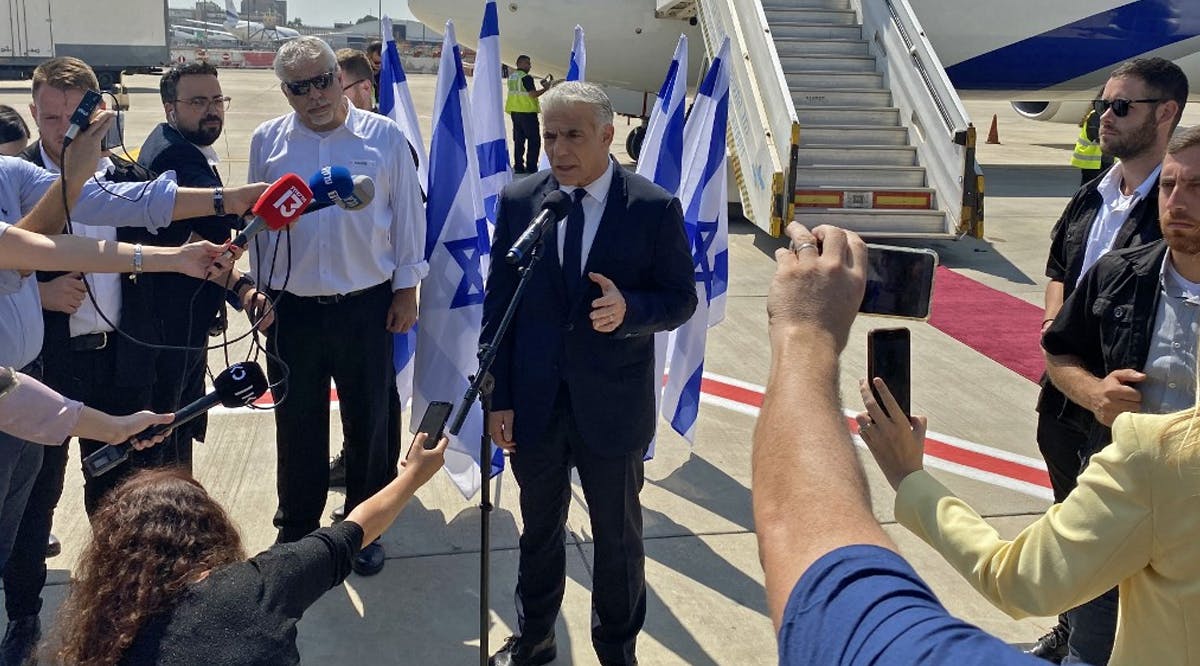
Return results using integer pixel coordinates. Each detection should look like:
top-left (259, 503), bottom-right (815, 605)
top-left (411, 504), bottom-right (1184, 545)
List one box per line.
top-left (248, 36), bottom-right (426, 576)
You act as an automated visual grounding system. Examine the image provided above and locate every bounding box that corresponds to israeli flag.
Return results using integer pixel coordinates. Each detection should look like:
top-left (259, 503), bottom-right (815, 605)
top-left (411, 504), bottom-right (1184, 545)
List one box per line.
top-left (380, 15), bottom-right (428, 192)
top-left (537, 25), bottom-right (586, 171)
top-left (470, 0), bottom-right (511, 265)
top-left (661, 37), bottom-right (731, 443)
top-left (413, 20), bottom-right (502, 498)
top-left (635, 34), bottom-right (688, 458)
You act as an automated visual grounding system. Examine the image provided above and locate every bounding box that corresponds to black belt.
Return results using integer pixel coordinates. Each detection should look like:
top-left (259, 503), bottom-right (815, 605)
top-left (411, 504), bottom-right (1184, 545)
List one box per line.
top-left (68, 332), bottom-right (110, 352)
top-left (306, 285), bottom-right (377, 305)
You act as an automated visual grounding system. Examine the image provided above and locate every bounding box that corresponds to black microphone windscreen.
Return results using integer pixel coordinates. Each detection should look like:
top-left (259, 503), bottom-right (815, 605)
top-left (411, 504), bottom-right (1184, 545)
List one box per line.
top-left (212, 362), bottom-right (269, 408)
top-left (541, 190), bottom-right (572, 218)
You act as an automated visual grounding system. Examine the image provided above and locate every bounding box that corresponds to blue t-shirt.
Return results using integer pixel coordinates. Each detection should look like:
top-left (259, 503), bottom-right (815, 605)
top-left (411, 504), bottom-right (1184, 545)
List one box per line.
top-left (780, 545), bottom-right (1045, 665)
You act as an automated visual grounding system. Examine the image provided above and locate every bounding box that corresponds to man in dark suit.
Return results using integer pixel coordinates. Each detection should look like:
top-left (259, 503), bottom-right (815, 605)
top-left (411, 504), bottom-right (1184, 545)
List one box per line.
top-left (483, 81), bottom-right (697, 666)
top-left (132, 62), bottom-right (270, 472)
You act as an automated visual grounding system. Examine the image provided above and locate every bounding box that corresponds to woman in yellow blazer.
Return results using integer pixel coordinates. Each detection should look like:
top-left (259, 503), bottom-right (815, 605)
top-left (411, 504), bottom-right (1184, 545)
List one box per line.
top-left (855, 378), bottom-right (1200, 666)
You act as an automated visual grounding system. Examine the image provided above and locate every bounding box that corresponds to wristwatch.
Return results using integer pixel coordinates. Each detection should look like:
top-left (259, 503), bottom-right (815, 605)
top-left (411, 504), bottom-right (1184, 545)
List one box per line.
top-left (230, 273), bottom-right (256, 297)
top-left (213, 187), bottom-right (225, 217)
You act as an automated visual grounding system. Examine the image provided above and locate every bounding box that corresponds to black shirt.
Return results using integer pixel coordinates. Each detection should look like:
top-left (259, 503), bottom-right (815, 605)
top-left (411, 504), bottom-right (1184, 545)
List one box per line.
top-left (120, 522), bottom-right (364, 665)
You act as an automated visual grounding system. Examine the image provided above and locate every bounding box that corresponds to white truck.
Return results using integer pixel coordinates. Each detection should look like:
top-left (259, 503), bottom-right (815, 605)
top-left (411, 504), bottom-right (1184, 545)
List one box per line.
top-left (0, 0), bottom-right (169, 88)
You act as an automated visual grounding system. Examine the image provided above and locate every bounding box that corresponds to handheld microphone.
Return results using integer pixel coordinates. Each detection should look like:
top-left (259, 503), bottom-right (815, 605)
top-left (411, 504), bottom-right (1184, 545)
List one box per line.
top-left (505, 190), bottom-right (573, 265)
top-left (220, 174), bottom-right (314, 261)
top-left (81, 362), bottom-right (269, 478)
top-left (302, 174), bottom-right (375, 215)
top-left (62, 89), bottom-right (103, 147)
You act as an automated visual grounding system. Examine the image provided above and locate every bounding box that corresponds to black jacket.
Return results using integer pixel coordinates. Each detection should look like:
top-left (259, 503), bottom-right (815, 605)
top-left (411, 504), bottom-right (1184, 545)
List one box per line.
top-left (1039, 167), bottom-right (1163, 420)
top-left (22, 141), bottom-right (160, 389)
top-left (1042, 240), bottom-right (1168, 454)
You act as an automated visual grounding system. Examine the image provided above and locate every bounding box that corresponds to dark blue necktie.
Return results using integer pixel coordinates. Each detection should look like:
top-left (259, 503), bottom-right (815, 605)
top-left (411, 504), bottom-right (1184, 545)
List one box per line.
top-left (562, 188), bottom-right (587, 299)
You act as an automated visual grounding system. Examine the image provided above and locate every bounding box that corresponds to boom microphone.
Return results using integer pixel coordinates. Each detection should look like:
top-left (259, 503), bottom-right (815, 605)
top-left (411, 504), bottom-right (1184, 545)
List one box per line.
top-left (220, 174), bottom-right (314, 260)
top-left (505, 190), bottom-right (573, 265)
top-left (81, 362), bottom-right (269, 478)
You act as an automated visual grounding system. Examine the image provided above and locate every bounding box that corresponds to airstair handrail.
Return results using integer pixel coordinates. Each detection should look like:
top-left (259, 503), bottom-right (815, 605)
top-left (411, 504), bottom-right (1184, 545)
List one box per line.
top-left (696, 0), bottom-right (799, 235)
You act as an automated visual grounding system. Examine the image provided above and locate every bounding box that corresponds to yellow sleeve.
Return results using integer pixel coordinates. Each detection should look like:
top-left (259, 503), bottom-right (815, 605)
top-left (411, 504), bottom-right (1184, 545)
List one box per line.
top-left (893, 413), bottom-right (1154, 618)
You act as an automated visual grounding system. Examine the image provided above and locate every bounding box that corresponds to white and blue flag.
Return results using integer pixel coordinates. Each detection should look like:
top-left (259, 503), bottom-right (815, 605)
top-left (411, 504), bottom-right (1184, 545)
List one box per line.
top-left (379, 16), bottom-right (429, 192)
top-left (661, 37), bottom-right (731, 443)
top-left (413, 20), bottom-right (502, 498)
top-left (470, 0), bottom-right (511, 251)
top-left (538, 25), bottom-right (586, 171)
top-left (635, 34), bottom-right (688, 458)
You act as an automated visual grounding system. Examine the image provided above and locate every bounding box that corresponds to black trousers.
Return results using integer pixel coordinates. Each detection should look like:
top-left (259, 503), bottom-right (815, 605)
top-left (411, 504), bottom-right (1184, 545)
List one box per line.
top-left (3, 345), bottom-right (151, 619)
top-left (509, 383), bottom-right (646, 665)
top-left (511, 112), bottom-right (540, 172)
top-left (266, 283), bottom-right (394, 543)
top-left (1035, 410), bottom-right (1088, 503)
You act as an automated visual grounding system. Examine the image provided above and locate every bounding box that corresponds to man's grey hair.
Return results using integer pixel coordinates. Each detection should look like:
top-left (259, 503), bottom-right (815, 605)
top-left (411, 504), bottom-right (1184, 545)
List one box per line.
top-left (540, 81), bottom-right (614, 128)
top-left (1168, 125), bottom-right (1200, 156)
top-left (275, 36), bottom-right (337, 81)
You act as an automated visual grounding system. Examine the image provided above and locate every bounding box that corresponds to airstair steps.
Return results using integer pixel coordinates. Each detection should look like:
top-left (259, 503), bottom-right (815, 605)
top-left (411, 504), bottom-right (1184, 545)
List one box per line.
top-left (790, 88), bottom-right (892, 107)
top-left (786, 70), bottom-right (882, 88)
top-left (794, 186), bottom-right (937, 211)
top-left (794, 165), bottom-right (928, 189)
top-left (797, 145), bottom-right (917, 167)
top-left (773, 38), bottom-right (871, 57)
top-left (778, 54), bottom-right (876, 72)
top-left (795, 105), bottom-right (901, 126)
top-left (769, 23), bottom-right (862, 40)
top-left (801, 125), bottom-right (909, 146)
top-left (792, 209), bottom-right (947, 235)
top-left (762, 8), bottom-right (857, 24)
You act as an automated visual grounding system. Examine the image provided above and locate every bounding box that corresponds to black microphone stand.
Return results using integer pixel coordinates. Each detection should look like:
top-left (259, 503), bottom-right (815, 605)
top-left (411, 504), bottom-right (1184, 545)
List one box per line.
top-left (447, 239), bottom-right (548, 666)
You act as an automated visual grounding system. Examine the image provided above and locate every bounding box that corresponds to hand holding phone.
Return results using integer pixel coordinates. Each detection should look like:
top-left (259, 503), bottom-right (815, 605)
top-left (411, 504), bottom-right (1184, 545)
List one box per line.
top-left (416, 401), bottom-right (453, 450)
top-left (867, 327), bottom-right (911, 419)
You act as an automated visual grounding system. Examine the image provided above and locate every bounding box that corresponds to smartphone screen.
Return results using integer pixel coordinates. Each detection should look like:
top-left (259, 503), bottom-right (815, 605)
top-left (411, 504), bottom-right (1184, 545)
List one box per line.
top-left (416, 401), bottom-right (453, 450)
top-left (867, 327), bottom-right (911, 419)
top-left (860, 245), bottom-right (937, 320)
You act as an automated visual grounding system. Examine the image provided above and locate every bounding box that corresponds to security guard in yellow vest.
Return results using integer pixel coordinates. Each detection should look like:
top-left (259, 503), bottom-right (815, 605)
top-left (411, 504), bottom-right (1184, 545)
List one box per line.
top-left (1071, 108), bottom-right (1112, 185)
top-left (506, 55), bottom-right (548, 173)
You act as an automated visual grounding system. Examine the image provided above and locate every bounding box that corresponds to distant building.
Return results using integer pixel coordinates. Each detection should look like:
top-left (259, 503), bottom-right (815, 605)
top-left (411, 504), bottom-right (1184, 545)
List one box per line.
top-left (240, 0), bottom-right (287, 25)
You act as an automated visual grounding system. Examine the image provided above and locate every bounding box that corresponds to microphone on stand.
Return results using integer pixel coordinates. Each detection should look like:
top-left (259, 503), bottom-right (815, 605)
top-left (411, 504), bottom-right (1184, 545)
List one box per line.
top-left (505, 190), bottom-right (573, 265)
top-left (81, 362), bottom-right (269, 478)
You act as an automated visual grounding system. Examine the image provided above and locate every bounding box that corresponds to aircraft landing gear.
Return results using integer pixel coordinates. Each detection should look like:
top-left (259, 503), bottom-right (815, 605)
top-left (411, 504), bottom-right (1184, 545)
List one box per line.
top-left (626, 123), bottom-right (646, 162)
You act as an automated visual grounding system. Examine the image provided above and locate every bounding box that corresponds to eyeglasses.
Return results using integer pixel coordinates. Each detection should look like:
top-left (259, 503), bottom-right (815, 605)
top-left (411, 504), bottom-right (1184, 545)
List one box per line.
top-left (1093, 98), bottom-right (1160, 118)
top-left (171, 96), bottom-right (231, 112)
top-left (283, 71), bottom-right (335, 96)
top-left (342, 79), bottom-right (370, 92)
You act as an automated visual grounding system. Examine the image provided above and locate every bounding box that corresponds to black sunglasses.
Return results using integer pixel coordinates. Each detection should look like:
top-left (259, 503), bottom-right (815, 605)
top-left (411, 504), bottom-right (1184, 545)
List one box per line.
top-left (284, 71), bottom-right (335, 96)
top-left (342, 79), bottom-right (370, 92)
top-left (1092, 97), bottom-right (1160, 118)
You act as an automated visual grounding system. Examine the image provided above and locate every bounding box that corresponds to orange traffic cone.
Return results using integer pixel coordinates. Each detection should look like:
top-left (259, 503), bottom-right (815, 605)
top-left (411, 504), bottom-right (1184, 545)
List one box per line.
top-left (986, 114), bottom-right (1000, 144)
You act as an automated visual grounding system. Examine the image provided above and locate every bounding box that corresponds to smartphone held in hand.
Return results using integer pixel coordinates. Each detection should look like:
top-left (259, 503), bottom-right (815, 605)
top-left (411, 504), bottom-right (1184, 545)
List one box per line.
top-left (860, 245), bottom-right (937, 320)
top-left (867, 327), bottom-right (911, 419)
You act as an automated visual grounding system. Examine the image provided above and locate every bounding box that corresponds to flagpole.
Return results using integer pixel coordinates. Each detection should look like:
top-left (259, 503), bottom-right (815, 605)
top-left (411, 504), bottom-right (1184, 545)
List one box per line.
top-left (447, 240), bottom-right (550, 666)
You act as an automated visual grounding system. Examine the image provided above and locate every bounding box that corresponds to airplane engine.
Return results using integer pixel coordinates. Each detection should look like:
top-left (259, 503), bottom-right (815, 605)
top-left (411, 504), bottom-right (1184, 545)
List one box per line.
top-left (1010, 100), bottom-right (1094, 124)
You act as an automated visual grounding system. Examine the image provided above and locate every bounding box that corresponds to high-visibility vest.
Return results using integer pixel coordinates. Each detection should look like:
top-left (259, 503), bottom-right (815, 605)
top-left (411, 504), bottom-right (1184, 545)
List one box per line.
top-left (1071, 110), bottom-right (1103, 170)
top-left (505, 70), bottom-right (539, 114)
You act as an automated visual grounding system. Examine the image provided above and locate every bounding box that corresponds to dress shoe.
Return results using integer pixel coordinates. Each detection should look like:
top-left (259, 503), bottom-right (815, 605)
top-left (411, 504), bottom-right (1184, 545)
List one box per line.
top-left (1, 615), bottom-right (40, 666)
top-left (489, 633), bottom-right (556, 666)
top-left (330, 503), bottom-right (346, 523)
top-left (1025, 622), bottom-right (1068, 663)
top-left (46, 533), bottom-right (60, 558)
top-left (328, 451), bottom-right (347, 487)
top-left (352, 539), bottom-right (385, 576)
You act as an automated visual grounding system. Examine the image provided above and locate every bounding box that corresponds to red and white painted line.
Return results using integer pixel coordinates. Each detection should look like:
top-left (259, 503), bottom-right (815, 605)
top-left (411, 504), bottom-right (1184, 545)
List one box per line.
top-left (211, 370), bottom-right (1053, 502)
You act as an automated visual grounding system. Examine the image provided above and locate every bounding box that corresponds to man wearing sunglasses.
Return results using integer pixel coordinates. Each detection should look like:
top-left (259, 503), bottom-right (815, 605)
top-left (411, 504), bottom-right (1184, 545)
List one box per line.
top-left (248, 36), bottom-right (426, 578)
top-left (130, 61), bottom-right (270, 486)
top-left (1033, 56), bottom-right (1188, 664)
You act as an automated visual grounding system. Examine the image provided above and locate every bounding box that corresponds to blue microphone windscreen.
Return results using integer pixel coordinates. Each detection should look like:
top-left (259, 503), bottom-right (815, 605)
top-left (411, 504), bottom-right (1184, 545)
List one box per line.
top-left (309, 166), bottom-right (355, 206)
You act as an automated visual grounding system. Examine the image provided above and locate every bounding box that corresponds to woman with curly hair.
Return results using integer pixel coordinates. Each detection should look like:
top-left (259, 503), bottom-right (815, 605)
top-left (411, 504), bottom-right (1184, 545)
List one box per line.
top-left (54, 433), bottom-right (447, 665)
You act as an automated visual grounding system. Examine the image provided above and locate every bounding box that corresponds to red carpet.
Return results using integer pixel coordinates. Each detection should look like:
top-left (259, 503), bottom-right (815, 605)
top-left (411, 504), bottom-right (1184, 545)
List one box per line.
top-left (928, 266), bottom-right (1044, 383)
